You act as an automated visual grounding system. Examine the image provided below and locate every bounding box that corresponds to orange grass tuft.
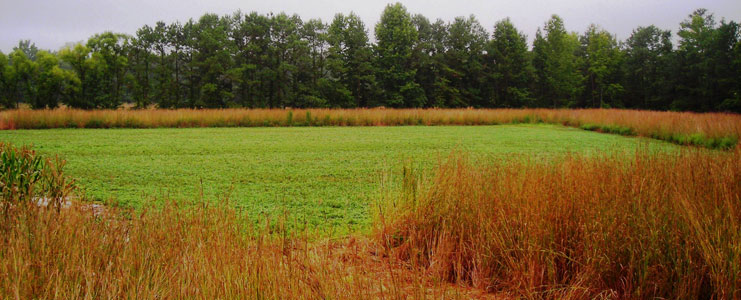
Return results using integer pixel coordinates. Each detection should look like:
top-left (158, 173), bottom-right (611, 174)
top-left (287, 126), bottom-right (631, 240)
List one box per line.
top-left (375, 148), bottom-right (741, 298)
top-left (1, 108), bottom-right (739, 148)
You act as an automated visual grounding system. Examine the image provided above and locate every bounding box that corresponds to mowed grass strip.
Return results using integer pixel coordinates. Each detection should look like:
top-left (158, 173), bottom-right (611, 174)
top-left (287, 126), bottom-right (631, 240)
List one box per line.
top-left (0, 124), bottom-right (676, 231)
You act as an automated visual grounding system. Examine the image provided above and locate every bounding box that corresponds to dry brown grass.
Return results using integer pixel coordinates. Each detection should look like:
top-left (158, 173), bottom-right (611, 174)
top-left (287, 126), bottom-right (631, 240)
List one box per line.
top-left (0, 201), bottom-right (491, 299)
top-left (1, 108), bottom-right (739, 148)
top-left (375, 148), bottom-right (741, 298)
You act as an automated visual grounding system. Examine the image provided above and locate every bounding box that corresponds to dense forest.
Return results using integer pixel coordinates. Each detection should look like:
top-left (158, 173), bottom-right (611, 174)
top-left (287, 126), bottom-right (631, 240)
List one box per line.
top-left (0, 3), bottom-right (739, 112)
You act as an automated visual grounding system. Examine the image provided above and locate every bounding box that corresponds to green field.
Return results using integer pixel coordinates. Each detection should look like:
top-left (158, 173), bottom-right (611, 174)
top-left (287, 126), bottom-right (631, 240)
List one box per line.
top-left (0, 124), bottom-right (675, 231)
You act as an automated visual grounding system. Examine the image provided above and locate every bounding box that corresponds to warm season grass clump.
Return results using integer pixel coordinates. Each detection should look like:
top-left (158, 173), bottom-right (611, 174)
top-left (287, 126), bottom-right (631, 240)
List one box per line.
top-left (1, 108), bottom-right (739, 148)
top-left (376, 148), bottom-right (741, 298)
top-left (2, 203), bottom-right (483, 299)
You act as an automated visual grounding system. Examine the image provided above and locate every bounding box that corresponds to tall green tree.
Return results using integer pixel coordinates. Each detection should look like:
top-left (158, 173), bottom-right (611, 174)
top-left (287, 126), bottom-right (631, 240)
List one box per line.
top-left (710, 20), bottom-right (740, 112)
top-left (486, 18), bottom-right (534, 107)
top-left (532, 15), bottom-right (583, 107)
top-left (0, 52), bottom-right (11, 108)
top-left (13, 40), bottom-right (38, 61)
top-left (268, 13), bottom-right (304, 108)
top-left (8, 50), bottom-right (36, 108)
top-left (180, 19), bottom-right (200, 107)
top-left (411, 15), bottom-right (448, 107)
top-left (59, 44), bottom-right (96, 109)
top-left (374, 3), bottom-right (424, 107)
top-left (674, 9), bottom-right (714, 110)
top-left (299, 18), bottom-right (329, 107)
top-left (722, 33), bottom-right (741, 112)
top-left (442, 15), bottom-right (488, 107)
top-left (578, 24), bottom-right (623, 108)
top-left (167, 22), bottom-right (187, 107)
top-left (32, 51), bottom-right (77, 109)
top-left (193, 14), bottom-right (234, 108)
top-left (86, 32), bottom-right (130, 108)
top-left (622, 25), bottom-right (674, 109)
top-left (150, 21), bottom-right (173, 107)
top-left (672, 9), bottom-right (739, 111)
top-left (325, 12), bottom-right (376, 107)
top-left (231, 12), bottom-right (272, 108)
top-left (129, 25), bottom-right (156, 108)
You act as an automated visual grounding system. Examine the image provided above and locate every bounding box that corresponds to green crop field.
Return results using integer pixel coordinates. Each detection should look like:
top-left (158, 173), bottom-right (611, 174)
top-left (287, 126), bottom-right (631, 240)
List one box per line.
top-left (0, 124), bottom-right (675, 232)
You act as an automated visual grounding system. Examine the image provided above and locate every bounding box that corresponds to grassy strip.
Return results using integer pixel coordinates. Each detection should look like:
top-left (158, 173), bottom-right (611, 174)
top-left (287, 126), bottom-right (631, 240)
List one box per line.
top-left (375, 149), bottom-right (741, 298)
top-left (2, 108), bottom-right (739, 149)
top-left (579, 123), bottom-right (635, 136)
top-left (581, 123), bottom-right (738, 149)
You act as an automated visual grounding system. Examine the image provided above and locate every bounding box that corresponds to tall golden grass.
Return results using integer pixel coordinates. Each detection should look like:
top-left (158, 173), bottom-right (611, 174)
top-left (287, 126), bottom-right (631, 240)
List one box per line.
top-left (1, 108), bottom-right (739, 148)
top-left (1, 202), bottom-right (479, 299)
top-left (375, 149), bottom-right (741, 298)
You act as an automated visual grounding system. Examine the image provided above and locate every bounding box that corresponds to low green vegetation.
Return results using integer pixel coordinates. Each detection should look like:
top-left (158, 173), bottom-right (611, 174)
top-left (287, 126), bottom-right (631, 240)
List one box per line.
top-left (0, 124), bottom-right (676, 232)
top-left (579, 122), bottom-right (738, 149)
top-left (580, 123), bottom-right (635, 136)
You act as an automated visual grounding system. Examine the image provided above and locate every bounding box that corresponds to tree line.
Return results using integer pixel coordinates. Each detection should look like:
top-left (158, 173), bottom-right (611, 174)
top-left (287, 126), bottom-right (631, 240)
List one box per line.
top-left (0, 3), bottom-right (739, 112)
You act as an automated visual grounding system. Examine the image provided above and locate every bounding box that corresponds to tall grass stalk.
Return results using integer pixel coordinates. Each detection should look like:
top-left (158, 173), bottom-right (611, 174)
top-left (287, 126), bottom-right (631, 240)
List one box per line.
top-left (375, 149), bottom-right (741, 298)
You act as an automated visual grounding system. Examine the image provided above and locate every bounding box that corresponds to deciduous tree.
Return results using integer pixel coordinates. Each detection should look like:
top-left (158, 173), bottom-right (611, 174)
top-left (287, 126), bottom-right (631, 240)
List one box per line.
top-left (374, 3), bottom-right (424, 107)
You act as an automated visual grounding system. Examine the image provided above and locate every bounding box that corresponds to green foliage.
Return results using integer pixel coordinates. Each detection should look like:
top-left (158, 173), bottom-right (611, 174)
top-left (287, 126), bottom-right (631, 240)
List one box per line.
top-left (673, 10), bottom-right (740, 112)
top-left (579, 123), bottom-right (634, 136)
top-left (533, 15), bottom-right (583, 107)
top-left (12, 40), bottom-right (38, 61)
top-left (0, 143), bottom-right (43, 202)
top-left (487, 18), bottom-right (535, 107)
top-left (0, 143), bottom-right (75, 210)
top-left (326, 12), bottom-right (376, 107)
top-left (8, 50), bottom-right (35, 108)
top-left (660, 133), bottom-right (738, 150)
top-left (579, 25), bottom-right (624, 108)
top-left (2, 7), bottom-right (740, 112)
top-left (86, 32), bottom-right (130, 109)
top-left (374, 3), bottom-right (424, 107)
top-left (410, 15), bottom-right (447, 107)
top-left (0, 52), bottom-right (13, 108)
top-left (33, 51), bottom-right (78, 109)
top-left (59, 44), bottom-right (97, 109)
top-left (623, 26), bottom-right (674, 109)
top-left (442, 15), bottom-right (488, 107)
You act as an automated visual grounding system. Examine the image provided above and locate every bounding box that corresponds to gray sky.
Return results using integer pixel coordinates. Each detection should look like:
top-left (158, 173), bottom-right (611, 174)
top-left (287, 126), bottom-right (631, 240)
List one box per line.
top-left (1, 0), bottom-right (740, 52)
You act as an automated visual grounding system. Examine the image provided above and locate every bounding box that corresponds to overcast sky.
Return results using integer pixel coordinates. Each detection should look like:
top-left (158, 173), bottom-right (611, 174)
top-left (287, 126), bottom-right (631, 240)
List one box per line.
top-left (1, 0), bottom-right (740, 52)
